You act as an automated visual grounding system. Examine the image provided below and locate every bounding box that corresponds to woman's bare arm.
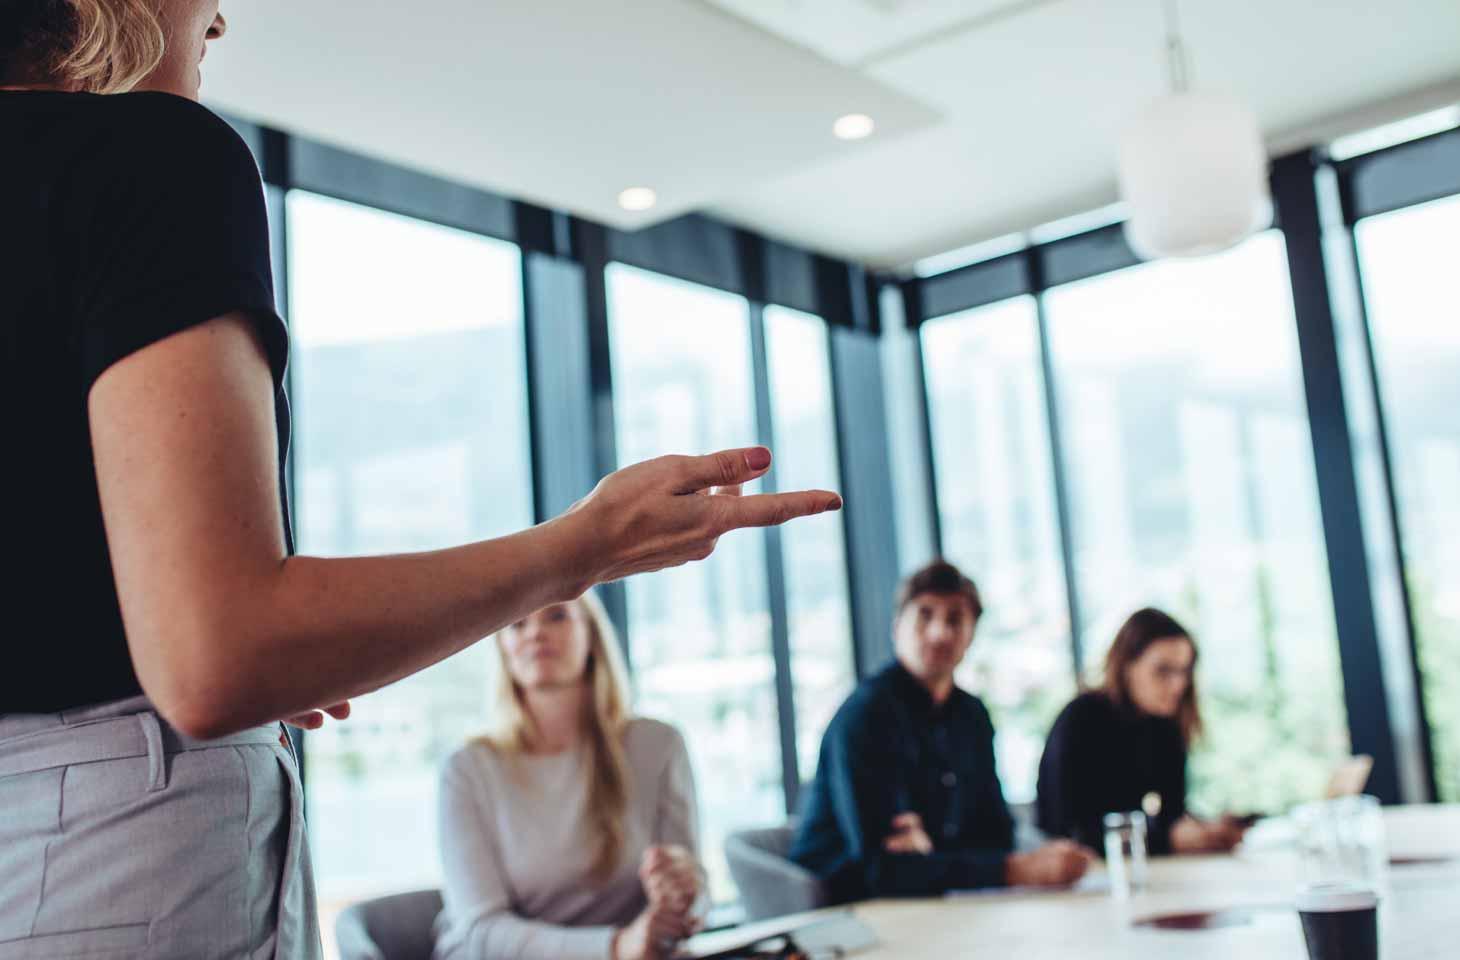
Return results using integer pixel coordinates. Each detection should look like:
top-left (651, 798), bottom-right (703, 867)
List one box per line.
top-left (90, 315), bottom-right (839, 738)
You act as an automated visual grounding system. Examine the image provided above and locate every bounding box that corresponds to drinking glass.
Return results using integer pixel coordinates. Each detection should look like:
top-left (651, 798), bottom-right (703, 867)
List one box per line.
top-left (1292, 795), bottom-right (1388, 892)
top-left (1104, 810), bottom-right (1149, 898)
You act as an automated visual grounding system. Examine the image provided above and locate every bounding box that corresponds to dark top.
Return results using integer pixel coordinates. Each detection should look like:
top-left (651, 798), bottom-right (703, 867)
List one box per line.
top-left (1035, 691), bottom-right (1188, 854)
top-left (789, 662), bottom-right (1015, 903)
top-left (1, 90), bottom-right (291, 713)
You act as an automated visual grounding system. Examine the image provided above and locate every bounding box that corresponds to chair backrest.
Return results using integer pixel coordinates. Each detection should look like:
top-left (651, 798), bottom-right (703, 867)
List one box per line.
top-left (725, 826), bottom-right (829, 922)
top-left (1008, 800), bottom-right (1048, 852)
top-left (335, 889), bottom-right (444, 960)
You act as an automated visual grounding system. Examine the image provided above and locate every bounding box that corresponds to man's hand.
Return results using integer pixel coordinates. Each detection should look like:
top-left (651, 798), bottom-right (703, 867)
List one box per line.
top-left (883, 812), bottom-right (934, 855)
top-left (1005, 840), bottom-right (1094, 887)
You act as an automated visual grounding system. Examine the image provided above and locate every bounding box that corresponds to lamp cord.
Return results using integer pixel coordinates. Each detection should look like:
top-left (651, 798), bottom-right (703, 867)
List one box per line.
top-left (1164, 0), bottom-right (1191, 93)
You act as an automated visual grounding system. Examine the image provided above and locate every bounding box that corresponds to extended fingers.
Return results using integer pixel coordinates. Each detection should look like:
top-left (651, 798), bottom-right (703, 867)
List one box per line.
top-left (716, 490), bottom-right (842, 531)
top-left (284, 711), bottom-right (324, 729)
top-left (672, 447), bottom-right (772, 494)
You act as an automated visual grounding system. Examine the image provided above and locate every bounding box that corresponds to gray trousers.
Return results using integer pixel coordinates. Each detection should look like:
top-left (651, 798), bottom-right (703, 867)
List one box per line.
top-left (0, 696), bottom-right (322, 959)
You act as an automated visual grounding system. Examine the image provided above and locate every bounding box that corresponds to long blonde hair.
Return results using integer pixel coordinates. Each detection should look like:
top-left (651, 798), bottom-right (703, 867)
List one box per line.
top-left (2, 0), bottom-right (165, 93)
top-left (479, 592), bottom-right (634, 883)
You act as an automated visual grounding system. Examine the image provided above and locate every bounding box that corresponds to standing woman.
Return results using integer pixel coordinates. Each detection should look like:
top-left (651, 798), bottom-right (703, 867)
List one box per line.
top-left (1035, 609), bottom-right (1248, 856)
top-left (0, 3), bottom-right (840, 957)
top-left (435, 594), bottom-right (702, 960)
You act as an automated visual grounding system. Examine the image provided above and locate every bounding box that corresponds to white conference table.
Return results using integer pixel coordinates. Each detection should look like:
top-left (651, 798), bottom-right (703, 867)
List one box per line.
top-left (703, 804), bottom-right (1460, 959)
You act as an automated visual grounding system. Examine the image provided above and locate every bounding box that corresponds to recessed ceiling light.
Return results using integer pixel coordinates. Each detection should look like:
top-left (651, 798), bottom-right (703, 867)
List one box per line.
top-left (618, 187), bottom-right (657, 212)
top-left (833, 113), bottom-right (875, 141)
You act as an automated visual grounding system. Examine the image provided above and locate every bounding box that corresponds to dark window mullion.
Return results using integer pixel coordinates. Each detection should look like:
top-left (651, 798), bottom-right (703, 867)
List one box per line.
top-left (1327, 178), bottom-right (1439, 802)
top-left (1028, 250), bottom-right (1086, 680)
top-left (575, 221), bottom-right (632, 659)
top-left (749, 301), bottom-right (801, 816)
top-left (1272, 150), bottom-right (1403, 803)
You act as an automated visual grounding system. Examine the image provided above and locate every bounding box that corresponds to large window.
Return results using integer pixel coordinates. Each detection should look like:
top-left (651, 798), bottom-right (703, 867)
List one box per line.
top-left (1042, 232), bottom-right (1350, 813)
top-left (1355, 194), bottom-right (1460, 800)
top-left (920, 297), bottom-right (1074, 802)
top-left (287, 192), bottom-right (534, 936)
top-left (762, 306), bottom-right (855, 782)
top-left (605, 264), bottom-right (779, 900)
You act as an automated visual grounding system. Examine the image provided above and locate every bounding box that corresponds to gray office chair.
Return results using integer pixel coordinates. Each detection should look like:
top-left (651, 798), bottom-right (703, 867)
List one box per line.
top-left (335, 888), bottom-right (443, 960)
top-left (725, 825), bottom-right (829, 922)
top-left (1009, 800), bottom-right (1049, 852)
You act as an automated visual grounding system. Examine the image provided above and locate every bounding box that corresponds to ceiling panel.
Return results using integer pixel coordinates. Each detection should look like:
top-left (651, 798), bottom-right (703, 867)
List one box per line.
top-left (202, 0), bottom-right (941, 230)
top-left (711, 0), bottom-right (1164, 265)
top-left (700, 0), bottom-right (1027, 64)
top-left (201, 0), bottom-right (1460, 267)
top-left (712, 0), bottom-right (1460, 265)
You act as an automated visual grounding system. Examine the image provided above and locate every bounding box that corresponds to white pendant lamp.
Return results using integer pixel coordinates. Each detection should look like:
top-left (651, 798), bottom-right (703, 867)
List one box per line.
top-left (1119, 0), bottom-right (1271, 260)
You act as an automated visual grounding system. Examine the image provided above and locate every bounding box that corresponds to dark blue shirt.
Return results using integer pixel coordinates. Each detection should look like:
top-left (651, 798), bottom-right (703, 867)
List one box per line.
top-left (790, 662), bottom-right (1015, 902)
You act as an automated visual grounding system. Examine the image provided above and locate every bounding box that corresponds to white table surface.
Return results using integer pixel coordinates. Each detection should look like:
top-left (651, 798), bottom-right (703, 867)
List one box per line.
top-left (698, 804), bottom-right (1460, 959)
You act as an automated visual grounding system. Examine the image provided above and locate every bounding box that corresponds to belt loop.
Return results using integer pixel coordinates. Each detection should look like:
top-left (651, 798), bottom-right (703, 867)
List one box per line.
top-left (138, 712), bottom-right (167, 792)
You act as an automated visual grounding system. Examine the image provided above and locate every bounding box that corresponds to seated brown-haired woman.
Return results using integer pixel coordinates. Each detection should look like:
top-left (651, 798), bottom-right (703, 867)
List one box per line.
top-left (1035, 608), bottom-right (1248, 855)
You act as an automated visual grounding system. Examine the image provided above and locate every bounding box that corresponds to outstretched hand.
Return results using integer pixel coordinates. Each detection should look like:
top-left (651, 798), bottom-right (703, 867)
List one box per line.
top-left (564, 446), bottom-right (842, 588)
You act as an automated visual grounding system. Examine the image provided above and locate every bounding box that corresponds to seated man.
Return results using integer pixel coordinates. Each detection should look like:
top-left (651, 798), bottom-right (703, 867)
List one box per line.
top-left (790, 560), bottom-right (1091, 903)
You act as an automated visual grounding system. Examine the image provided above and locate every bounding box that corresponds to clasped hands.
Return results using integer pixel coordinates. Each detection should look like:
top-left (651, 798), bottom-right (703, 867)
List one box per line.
top-left (613, 845), bottom-right (704, 960)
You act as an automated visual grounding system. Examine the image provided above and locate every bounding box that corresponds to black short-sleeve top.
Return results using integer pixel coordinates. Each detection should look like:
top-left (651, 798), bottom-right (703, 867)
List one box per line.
top-left (1, 90), bottom-right (293, 713)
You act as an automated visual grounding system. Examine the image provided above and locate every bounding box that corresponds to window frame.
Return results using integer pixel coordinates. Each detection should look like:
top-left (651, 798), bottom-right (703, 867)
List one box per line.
top-left (902, 130), bottom-right (1460, 805)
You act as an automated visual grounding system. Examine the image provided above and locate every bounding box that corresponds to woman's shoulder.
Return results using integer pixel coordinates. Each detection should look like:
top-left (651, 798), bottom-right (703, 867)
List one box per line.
top-left (75, 92), bottom-right (258, 181)
top-left (1056, 689), bottom-right (1120, 728)
top-left (440, 737), bottom-right (508, 785)
top-left (622, 715), bottom-right (688, 757)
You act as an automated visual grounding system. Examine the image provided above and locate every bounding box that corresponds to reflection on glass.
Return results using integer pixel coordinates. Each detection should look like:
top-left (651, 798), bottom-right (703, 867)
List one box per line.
top-left (1356, 194), bottom-right (1460, 801)
top-left (763, 306), bottom-right (854, 783)
top-left (288, 191), bottom-right (533, 938)
top-left (920, 297), bottom-right (1073, 802)
top-left (605, 264), bottom-right (779, 901)
top-left (1043, 232), bottom-right (1350, 813)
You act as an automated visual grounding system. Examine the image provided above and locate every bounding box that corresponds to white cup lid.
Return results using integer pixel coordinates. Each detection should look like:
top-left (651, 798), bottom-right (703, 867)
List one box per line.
top-left (1296, 883), bottom-right (1379, 913)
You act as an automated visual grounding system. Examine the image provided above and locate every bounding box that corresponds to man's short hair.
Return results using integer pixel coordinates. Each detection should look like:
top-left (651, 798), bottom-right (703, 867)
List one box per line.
top-left (895, 560), bottom-right (983, 620)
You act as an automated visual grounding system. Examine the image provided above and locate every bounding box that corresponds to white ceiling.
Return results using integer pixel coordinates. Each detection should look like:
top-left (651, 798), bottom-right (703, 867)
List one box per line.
top-left (204, 0), bottom-right (1460, 270)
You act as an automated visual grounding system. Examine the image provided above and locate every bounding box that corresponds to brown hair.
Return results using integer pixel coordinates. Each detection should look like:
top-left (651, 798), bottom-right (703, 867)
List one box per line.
top-left (2, 0), bottom-right (165, 93)
top-left (479, 592), bottom-right (633, 884)
top-left (1100, 607), bottom-right (1202, 746)
top-left (895, 559), bottom-right (983, 619)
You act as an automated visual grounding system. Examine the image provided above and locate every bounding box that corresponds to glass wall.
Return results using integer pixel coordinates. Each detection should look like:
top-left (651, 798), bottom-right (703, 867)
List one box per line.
top-left (1042, 232), bottom-right (1350, 813)
top-left (920, 297), bottom-right (1074, 802)
top-left (605, 263), bottom-right (780, 900)
top-left (1355, 194), bottom-right (1460, 800)
top-left (762, 306), bottom-right (856, 782)
top-left (287, 192), bottom-right (534, 931)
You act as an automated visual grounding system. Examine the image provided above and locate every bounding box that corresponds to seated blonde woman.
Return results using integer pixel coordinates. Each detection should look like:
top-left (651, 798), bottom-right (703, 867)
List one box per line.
top-left (434, 594), bottom-right (703, 960)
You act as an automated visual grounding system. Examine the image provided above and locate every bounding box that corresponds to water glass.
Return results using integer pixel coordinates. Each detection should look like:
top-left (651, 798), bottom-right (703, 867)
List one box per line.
top-left (1104, 810), bottom-right (1149, 898)
top-left (1293, 795), bottom-right (1388, 892)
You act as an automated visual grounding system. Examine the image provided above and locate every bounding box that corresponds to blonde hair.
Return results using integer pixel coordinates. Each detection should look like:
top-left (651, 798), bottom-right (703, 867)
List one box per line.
top-left (3, 1), bottom-right (166, 93)
top-left (479, 592), bottom-right (634, 883)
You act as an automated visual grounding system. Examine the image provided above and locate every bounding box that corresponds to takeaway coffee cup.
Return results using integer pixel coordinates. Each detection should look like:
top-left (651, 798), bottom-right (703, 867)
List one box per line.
top-left (1296, 883), bottom-right (1378, 960)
